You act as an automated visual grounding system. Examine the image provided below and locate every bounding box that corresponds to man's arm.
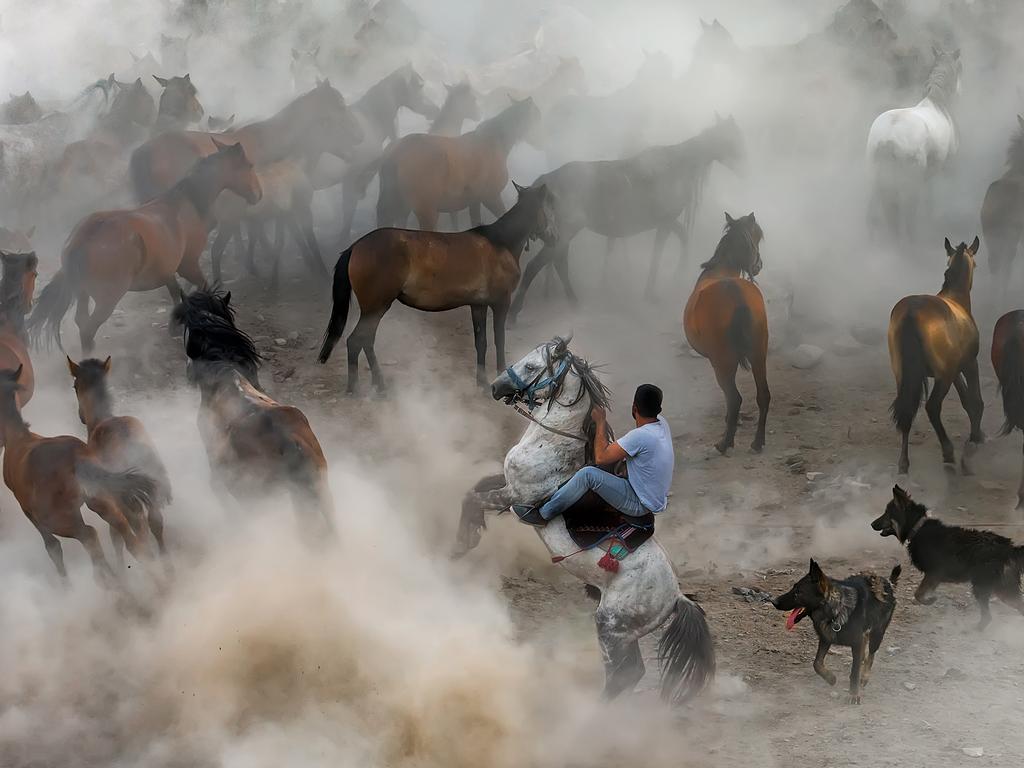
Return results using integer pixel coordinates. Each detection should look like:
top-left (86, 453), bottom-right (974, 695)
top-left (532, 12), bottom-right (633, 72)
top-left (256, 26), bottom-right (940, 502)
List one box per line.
top-left (591, 405), bottom-right (628, 465)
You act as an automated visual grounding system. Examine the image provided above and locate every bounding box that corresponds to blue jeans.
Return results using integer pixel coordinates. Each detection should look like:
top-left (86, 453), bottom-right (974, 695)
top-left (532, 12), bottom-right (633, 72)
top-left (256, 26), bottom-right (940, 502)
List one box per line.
top-left (539, 466), bottom-right (648, 520)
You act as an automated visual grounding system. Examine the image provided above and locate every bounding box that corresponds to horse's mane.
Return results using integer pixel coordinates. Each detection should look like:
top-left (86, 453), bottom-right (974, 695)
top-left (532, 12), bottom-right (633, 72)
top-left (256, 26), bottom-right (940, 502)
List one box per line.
top-left (941, 244), bottom-right (971, 292)
top-left (172, 288), bottom-right (262, 387)
top-left (922, 52), bottom-right (958, 105)
top-left (548, 336), bottom-right (611, 411)
top-left (1007, 123), bottom-right (1024, 171)
top-left (474, 98), bottom-right (535, 146)
top-left (700, 216), bottom-right (761, 276)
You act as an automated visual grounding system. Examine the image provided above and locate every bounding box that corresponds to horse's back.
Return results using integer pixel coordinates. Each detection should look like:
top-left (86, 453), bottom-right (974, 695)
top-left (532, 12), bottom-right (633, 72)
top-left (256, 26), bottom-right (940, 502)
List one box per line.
top-left (868, 101), bottom-right (953, 164)
top-left (982, 174), bottom-right (1024, 234)
top-left (391, 132), bottom-right (503, 207)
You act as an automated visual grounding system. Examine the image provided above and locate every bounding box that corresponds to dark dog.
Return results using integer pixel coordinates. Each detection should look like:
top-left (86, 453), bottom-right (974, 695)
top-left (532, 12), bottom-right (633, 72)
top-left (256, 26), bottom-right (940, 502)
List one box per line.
top-left (872, 485), bottom-right (1024, 629)
top-left (772, 559), bottom-right (900, 704)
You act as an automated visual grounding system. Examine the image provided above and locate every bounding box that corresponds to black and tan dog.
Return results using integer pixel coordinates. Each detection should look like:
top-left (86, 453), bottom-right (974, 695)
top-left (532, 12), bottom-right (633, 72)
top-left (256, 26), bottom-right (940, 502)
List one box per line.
top-left (772, 559), bottom-right (900, 704)
top-left (872, 485), bottom-right (1024, 629)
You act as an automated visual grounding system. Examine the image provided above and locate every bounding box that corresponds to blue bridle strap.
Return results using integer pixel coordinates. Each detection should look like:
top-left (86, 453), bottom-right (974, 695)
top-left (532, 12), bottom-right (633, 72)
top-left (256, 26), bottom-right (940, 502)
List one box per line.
top-left (506, 355), bottom-right (571, 410)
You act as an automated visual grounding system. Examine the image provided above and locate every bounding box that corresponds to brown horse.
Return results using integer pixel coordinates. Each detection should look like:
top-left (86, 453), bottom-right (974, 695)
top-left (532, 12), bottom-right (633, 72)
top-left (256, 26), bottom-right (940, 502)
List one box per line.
top-left (319, 182), bottom-right (556, 394)
top-left (992, 310), bottom-right (1024, 508)
top-left (67, 355), bottom-right (173, 565)
top-left (0, 365), bottom-right (158, 584)
top-left (0, 251), bottom-right (37, 408)
top-left (430, 81), bottom-right (481, 137)
top-left (889, 237), bottom-right (983, 475)
top-left (29, 140), bottom-right (261, 354)
top-left (129, 78), bottom-right (363, 203)
top-left (683, 212), bottom-right (769, 454)
top-left (151, 73), bottom-right (205, 134)
top-left (376, 97), bottom-right (542, 230)
top-left (173, 289), bottom-right (335, 537)
top-left (982, 115), bottom-right (1024, 297)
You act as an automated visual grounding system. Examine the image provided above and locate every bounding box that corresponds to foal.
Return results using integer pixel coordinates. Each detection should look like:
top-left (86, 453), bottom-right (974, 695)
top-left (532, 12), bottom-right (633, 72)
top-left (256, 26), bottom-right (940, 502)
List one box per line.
top-left (67, 355), bottom-right (172, 565)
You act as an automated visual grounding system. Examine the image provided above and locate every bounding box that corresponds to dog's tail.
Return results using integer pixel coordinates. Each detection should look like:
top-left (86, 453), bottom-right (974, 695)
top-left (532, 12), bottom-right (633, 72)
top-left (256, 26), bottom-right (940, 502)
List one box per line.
top-left (998, 330), bottom-right (1024, 435)
top-left (317, 247), bottom-right (353, 364)
top-left (889, 564), bottom-right (902, 586)
top-left (658, 595), bottom-right (716, 705)
top-left (890, 313), bottom-right (928, 433)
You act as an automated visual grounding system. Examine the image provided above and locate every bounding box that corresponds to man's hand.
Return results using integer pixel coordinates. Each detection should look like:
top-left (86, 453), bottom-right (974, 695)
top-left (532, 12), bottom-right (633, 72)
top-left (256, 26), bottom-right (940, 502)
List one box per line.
top-left (590, 405), bottom-right (628, 466)
top-left (590, 404), bottom-right (607, 424)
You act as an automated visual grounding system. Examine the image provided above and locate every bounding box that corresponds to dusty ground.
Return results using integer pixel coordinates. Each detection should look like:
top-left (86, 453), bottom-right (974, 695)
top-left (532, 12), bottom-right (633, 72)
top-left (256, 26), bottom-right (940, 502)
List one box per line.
top-left (17, 227), bottom-right (1024, 767)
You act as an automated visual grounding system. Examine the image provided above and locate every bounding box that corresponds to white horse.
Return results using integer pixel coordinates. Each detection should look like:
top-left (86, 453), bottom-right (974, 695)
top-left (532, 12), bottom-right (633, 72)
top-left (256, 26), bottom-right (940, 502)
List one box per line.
top-left (454, 336), bottom-right (715, 702)
top-left (866, 48), bottom-right (961, 242)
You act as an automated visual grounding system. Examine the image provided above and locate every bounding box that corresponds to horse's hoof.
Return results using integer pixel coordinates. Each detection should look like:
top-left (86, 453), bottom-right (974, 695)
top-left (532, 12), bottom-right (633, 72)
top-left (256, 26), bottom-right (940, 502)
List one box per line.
top-left (714, 441), bottom-right (730, 455)
top-left (750, 441), bottom-right (764, 454)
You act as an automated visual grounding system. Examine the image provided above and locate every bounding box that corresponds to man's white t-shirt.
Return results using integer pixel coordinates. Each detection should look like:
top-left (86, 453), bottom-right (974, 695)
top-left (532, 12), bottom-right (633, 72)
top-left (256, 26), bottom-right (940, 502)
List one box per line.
top-left (617, 415), bottom-right (674, 512)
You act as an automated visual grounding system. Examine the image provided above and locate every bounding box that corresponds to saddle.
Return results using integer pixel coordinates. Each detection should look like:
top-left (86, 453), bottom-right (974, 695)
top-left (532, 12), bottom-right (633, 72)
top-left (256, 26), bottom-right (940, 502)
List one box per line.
top-left (562, 490), bottom-right (655, 554)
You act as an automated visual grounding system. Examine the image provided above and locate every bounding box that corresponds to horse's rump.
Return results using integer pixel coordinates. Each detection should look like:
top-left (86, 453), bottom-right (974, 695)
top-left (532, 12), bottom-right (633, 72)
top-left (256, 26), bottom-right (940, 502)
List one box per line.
top-left (684, 277), bottom-right (766, 360)
top-left (889, 294), bottom-right (974, 381)
top-left (130, 130), bottom-right (221, 201)
top-left (388, 133), bottom-right (505, 211)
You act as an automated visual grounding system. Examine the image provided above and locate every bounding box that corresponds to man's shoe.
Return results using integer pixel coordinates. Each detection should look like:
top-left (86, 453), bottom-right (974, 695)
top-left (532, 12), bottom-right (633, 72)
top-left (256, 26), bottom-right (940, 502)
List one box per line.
top-left (510, 504), bottom-right (548, 527)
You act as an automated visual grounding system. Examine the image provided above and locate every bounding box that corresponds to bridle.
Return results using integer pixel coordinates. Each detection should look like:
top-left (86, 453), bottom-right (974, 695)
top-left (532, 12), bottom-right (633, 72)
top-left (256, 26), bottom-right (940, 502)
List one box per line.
top-left (503, 344), bottom-right (589, 442)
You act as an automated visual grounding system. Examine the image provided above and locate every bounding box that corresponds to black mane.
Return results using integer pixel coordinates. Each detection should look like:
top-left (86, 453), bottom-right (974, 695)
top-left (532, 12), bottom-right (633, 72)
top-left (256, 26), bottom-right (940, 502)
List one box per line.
top-left (700, 215), bottom-right (762, 276)
top-left (172, 288), bottom-right (262, 388)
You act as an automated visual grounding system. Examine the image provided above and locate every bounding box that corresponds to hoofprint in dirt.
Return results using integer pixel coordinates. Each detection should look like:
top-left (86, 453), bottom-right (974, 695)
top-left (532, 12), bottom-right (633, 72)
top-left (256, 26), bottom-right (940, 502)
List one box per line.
top-left (20, 253), bottom-right (1024, 768)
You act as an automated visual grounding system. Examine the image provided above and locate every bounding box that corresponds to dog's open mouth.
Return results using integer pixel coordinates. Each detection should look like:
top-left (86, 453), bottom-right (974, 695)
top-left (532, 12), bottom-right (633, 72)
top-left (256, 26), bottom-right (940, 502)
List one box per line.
top-left (785, 607), bottom-right (805, 630)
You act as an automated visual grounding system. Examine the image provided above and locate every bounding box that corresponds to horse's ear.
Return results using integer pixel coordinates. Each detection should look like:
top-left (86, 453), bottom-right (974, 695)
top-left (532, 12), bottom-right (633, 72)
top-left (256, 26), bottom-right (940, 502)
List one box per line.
top-left (107, 73), bottom-right (116, 86)
top-left (66, 356), bottom-right (79, 377)
top-left (944, 237), bottom-right (954, 256)
top-left (153, 75), bottom-right (169, 87)
top-left (725, 212), bottom-right (735, 225)
top-left (969, 235), bottom-right (980, 254)
top-left (228, 113), bottom-right (235, 122)
top-left (133, 77), bottom-right (143, 86)
top-left (183, 73), bottom-right (191, 83)
top-left (223, 291), bottom-right (231, 306)
top-left (1017, 114), bottom-right (1024, 129)
top-left (102, 356), bottom-right (112, 373)
top-left (24, 225), bottom-right (34, 239)
top-left (211, 137), bottom-right (228, 151)
top-left (512, 180), bottom-right (525, 195)
top-left (700, 18), bottom-right (710, 30)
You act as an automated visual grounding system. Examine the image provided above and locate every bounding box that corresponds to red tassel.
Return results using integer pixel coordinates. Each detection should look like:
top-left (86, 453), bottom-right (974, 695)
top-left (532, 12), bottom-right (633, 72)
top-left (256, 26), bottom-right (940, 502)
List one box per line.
top-left (598, 552), bottom-right (620, 573)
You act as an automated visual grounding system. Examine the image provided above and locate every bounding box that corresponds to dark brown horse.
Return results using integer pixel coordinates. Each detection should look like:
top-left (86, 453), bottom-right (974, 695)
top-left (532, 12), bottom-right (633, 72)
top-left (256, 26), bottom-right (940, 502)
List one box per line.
top-left (29, 141), bottom-right (262, 353)
top-left (0, 251), bottom-right (37, 408)
top-left (173, 289), bottom-right (335, 537)
top-left (888, 238), bottom-right (983, 474)
top-left (129, 78), bottom-right (363, 202)
top-left (992, 310), bottom-right (1024, 508)
top-left (0, 365), bottom-right (158, 584)
top-left (151, 73), bottom-right (205, 134)
top-left (319, 182), bottom-right (556, 394)
top-left (982, 115), bottom-right (1024, 295)
top-left (509, 115), bottom-right (746, 320)
top-left (375, 97), bottom-right (542, 231)
top-left (683, 213), bottom-right (769, 454)
top-left (67, 355), bottom-right (172, 565)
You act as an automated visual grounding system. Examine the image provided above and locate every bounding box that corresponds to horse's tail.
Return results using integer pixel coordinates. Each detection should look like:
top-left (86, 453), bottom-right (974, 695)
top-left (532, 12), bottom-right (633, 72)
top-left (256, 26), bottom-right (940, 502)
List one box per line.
top-left (129, 141), bottom-right (158, 204)
top-left (727, 300), bottom-right (754, 371)
top-left (375, 153), bottom-right (401, 227)
top-left (76, 461), bottom-right (158, 535)
top-left (890, 312), bottom-right (928, 433)
top-left (26, 263), bottom-right (78, 351)
top-left (998, 327), bottom-right (1024, 435)
top-left (658, 595), bottom-right (716, 704)
top-left (318, 247), bottom-right (353, 363)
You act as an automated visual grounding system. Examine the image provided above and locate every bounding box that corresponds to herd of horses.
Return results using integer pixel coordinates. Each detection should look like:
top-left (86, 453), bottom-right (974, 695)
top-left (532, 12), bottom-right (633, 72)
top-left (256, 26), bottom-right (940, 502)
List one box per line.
top-left (4, 4), bottom-right (1024, 704)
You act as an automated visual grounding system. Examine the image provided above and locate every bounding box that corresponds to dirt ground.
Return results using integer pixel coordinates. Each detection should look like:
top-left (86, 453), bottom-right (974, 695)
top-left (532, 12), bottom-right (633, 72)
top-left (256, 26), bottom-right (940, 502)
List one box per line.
top-left (18, 228), bottom-right (1024, 767)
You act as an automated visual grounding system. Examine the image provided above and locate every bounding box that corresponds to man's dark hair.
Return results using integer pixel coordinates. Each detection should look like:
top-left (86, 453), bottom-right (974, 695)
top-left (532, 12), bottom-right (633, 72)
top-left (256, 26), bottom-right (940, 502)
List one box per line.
top-left (633, 384), bottom-right (663, 418)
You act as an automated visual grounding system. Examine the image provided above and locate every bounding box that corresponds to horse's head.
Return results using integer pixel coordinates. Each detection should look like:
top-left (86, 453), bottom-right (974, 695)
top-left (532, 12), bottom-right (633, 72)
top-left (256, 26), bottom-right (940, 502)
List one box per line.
top-left (66, 355), bottom-right (111, 426)
top-left (307, 78), bottom-right (365, 160)
top-left (173, 287), bottom-right (261, 387)
top-left (207, 113), bottom-right (236, 132)
top-left (0, 225), bottom-right (35, 254)
top-left (705, 212), bottom-right (763, 277)
top-left (695, 18), bottom-right (738, 62)
top-left (443, 81), bottom-right (480, 123)
top-left (0, 248), bottom-right (38, 317)
top-left (210, 139), bottom-right (262, 204)
top-left (111, 78), bottom-right (156, 127)
top-left (507, 95), bottom-right (543, 148)
top-left (396, 64), bottom-right (439, 120)
top-left (160, 33), bottom-right (190, 72)
top-left (291, 46), bottom-right (323, 92)
top-left (709, 113), bottom-right (747, 176)
top-left (942, 235), bottom-right (979, 292)
top-left (154, 73), bottom-right (204, 124)
top-left (491, 335), bottom-right (574, 405)
top-left (928, 46), bottom-right (962, 100)
top-left (1, 91), bottom-right (42, 124)
top-left (513, 181), bottom-right (557, 246)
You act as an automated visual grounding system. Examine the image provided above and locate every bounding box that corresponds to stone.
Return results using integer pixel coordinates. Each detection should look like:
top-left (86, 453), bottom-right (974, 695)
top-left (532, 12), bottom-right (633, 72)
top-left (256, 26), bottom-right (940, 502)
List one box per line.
top-left (274, 338), bottom-right (287, 346)
top-left (903, 682), bottom-right (916, 691)
top-left (789, 344), bottom-right (823, 370)
top-left (806, 472), bottom-right (824, 481)
top-left (961, 747), bottom-right (983, 758)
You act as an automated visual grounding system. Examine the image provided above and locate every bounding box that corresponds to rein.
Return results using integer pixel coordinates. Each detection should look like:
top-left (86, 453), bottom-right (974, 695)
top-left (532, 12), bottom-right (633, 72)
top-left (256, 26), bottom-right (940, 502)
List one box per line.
top-left (511, 402), bottom-right (586, 442)
top-left (504, 347), bottom-right (589, 442)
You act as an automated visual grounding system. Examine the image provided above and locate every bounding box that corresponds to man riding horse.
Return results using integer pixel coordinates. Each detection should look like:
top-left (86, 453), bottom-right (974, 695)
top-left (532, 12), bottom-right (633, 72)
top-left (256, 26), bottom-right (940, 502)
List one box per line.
top-left (512, 384), bottom-right (674, 525)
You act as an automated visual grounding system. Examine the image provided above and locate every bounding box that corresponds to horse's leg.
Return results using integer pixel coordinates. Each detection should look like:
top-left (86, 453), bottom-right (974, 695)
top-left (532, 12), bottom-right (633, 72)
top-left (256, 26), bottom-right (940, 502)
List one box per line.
top-left (210, 225), bottom-right (232, 284)
top-left (924, 377), bottom-right (955, 466)
top-left (250, 220), bottom-right (274, 277)
top-left (109, 526), bottom-right (126, 571)
top-left (600, 237), bottom-right (617, 288)
top-left (596, 607), bottom-right (645, 698)
top-left (551, 245), bottom-right (578, 307)
top-left (74, 289), bottom-right (91, 352)
top-left (31, 520), bottom-right (67, 580)
top-left (78, 289), bottom-right (122, 355)
top-left (1018, 435), bottom-right (1024, 511)
top-left (414, 207), bottom-right (439, 231)
top-left (75, 519), bottom-right (117, 588)
top-left (467, 204), bottom-right (480, 227)
top-left (176, 257), bottom-right (209, 291)
top-left (470, 305), bottom-right (488, 387)
top-left (483, 196), bottom-right (506, 220)
top-left (750, 340), bottom-right (771, 453)
top-left (644, 227), bottom-right (670, 300)
top-left (712, 358), bottom-right (742, 455)
top-left (492, 301), bottom-right (510, 373)
top-left (361, 310), bottom-right (390, 394)
top-left (962, 358), bottom-right (985, 444)
top-left (293, 203), bottom-right (328, 280)
top-left (164, 278), bottom-right (182, 304)
top-left (669, 220), bottom-right (689, 282)
top-left (898, 423), bottom-right (911, 475)
top-left (339, 179), bottom-right (359, 246)
top-left (453, 473), bottom-right (508, 557)
top-left (509, 243), bottom-right (556, 324)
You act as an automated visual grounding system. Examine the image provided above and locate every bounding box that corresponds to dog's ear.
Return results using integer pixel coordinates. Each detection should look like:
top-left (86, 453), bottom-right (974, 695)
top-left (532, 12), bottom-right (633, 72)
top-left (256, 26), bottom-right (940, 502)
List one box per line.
top-left (892, 484), bottom-right (911, 508)
top-left (809, 559), bottom-right (828, 590)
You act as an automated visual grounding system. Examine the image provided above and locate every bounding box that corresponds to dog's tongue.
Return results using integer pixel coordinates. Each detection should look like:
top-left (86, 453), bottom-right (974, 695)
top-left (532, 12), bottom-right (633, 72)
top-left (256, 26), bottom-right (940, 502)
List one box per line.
top-left (786, 607), bottom-right (804, 631)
